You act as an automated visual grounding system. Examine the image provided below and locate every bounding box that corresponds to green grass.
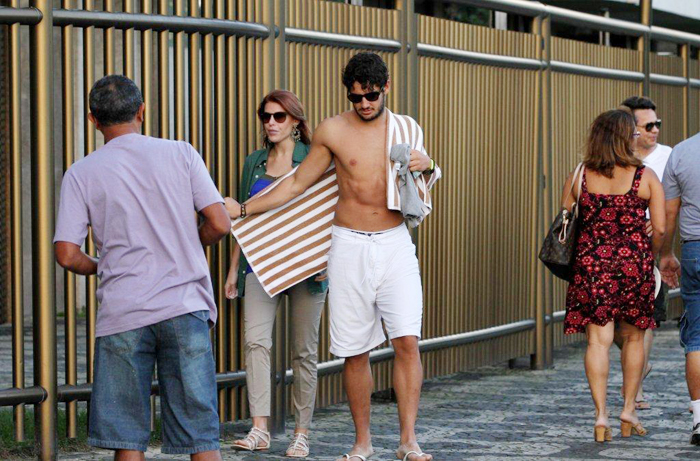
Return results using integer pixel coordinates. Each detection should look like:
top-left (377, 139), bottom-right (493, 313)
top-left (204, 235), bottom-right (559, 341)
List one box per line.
top-left (0, 407), bottom-right (162, 459)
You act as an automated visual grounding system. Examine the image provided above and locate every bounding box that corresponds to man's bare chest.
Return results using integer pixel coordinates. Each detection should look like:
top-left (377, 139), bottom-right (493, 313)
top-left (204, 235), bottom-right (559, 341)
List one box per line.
top-left (330, 130), bottom-right (386, 174)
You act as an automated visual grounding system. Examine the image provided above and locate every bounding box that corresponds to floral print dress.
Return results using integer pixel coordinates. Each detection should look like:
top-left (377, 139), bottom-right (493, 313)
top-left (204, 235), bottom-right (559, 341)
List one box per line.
top-left (564, 166), bottom-right (656, 334)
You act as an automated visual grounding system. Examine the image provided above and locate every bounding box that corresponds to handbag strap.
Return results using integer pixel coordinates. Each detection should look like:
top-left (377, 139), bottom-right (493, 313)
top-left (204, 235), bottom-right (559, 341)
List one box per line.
top-left (565, 162), bottom-right (585, 217)
top-left (558, 163), bottom-right (585, 244)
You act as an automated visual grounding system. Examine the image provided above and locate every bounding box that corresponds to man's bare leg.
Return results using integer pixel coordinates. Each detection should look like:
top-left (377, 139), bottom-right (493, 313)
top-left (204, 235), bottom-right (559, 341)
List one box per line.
top-left (392, 336), bottom-right (432, 461)
top-left (191, 450), bottom-right (223, 461)
top-left (335, 351), bottom-right (374, 461)
top-left (688, 352), bottom-right (700, 400)
top-left (114, 451), bottom-right (144, 461)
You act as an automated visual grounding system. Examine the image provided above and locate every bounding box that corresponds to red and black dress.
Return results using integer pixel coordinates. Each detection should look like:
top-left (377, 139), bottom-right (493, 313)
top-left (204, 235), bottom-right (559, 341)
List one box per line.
top-left (564, 166), bottom-right (656, 334)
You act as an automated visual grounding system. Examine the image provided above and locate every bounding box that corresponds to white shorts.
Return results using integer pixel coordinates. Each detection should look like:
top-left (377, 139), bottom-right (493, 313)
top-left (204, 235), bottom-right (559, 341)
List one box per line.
top-left (327, 223), bottom-right (423, 357)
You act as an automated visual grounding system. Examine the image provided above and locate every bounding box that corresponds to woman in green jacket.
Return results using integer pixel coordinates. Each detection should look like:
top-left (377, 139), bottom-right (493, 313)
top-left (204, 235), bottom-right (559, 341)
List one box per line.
top-left (225, 90), bottom-right (328, 458)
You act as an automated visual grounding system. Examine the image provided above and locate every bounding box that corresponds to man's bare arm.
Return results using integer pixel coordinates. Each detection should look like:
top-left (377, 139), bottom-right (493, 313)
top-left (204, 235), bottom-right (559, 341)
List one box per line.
top-left (646, 169), bottom-right (666, 256)
top-left (55, 242), bottom-right (98, 275)
top-left (659, 197), bottom-right (681, 287)
top-left (228, 121), bottom-right (334, 219)
top-left (199, 202), bottom-right (231, 245)
top-left (661, 197), bottom-right (680, 256)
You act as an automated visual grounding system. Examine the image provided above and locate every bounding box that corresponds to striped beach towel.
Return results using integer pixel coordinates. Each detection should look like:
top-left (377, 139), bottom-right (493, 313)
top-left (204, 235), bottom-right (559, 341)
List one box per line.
top-left (231, 110), bottom-right (440, 297)
top-left (385, 109), bottom-right (441, 219)
top-left (231, 165), bottom-right (338, 297)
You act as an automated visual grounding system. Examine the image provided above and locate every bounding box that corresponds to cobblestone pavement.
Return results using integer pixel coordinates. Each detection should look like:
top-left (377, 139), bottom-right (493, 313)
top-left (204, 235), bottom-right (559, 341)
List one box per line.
top-left (24, 323), bottom-right (700, 459)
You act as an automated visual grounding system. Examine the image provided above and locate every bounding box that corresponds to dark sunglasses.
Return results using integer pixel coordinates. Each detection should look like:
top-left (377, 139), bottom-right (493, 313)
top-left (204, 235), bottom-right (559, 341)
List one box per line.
top-left (261, 111), bottom-right (287, 124)
top-left (637, 120), bottom-right (661, 132)
top-left (347, 91), bottom-right (382, 104)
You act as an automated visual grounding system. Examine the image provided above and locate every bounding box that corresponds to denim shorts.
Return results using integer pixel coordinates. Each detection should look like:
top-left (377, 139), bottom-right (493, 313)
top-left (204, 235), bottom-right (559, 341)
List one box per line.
top-left (88, 310), bottom-right (220, 454)
top-left (680, 242), bottom-right (700, 354)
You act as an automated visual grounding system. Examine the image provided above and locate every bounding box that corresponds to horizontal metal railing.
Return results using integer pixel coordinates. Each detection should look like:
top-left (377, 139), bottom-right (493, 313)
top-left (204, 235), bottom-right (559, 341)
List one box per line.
top-left (53, 10), bottom-right (270, 36)
top-left (417, 43), bottom-right (542, 69)
top-left (285, 27), bottom-right (401, 51)
top-left (0, 316), bottom-right (536, 406)
top-left (0, 6), bottom-right (41, 24)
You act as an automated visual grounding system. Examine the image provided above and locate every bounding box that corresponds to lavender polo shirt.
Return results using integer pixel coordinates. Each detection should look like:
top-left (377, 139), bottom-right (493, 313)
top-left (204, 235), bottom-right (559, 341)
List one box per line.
top-left (53, 133), bottom-right (224, 337)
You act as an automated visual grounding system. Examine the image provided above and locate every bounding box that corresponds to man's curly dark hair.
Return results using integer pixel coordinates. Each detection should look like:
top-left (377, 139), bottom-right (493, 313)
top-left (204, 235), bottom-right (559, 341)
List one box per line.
top-left (342, 52), bottom-right (389, 92)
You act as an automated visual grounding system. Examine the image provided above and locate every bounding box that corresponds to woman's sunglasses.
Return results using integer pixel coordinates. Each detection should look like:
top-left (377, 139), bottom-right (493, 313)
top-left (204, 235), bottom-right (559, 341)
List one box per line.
top-left (347, 91), bottom-right (382, 104)
top-left (637, 120), bottom-right (661, 132)
top-left (261, 111), bottom-right (287, 124)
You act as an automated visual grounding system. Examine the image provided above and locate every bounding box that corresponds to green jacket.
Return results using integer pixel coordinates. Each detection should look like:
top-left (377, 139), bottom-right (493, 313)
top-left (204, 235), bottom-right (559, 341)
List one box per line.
top-left (236, 141), bottom-right (329, 297)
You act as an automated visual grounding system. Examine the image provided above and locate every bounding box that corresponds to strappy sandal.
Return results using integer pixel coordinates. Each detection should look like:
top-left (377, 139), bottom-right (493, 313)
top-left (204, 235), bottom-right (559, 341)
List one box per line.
top-left (232, 426), bottom-right (270, 451)
top-left (286, 433), bottom-right (310, 458)
top-left (620, 420), bottom-right (648, 437)
top-left (401, 451), bottom-right (427, 461)
top-left (342, 455), bottom-right (367, 461)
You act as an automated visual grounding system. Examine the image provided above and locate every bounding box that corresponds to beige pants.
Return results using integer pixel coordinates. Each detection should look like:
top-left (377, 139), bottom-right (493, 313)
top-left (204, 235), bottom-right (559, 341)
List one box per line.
top-left (244, 272), bottom-right (326, 429)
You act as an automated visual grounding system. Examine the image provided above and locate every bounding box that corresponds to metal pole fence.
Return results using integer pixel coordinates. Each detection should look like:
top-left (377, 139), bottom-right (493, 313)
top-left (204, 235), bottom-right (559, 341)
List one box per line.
top-left (0, 0), bottom-right (697, 457)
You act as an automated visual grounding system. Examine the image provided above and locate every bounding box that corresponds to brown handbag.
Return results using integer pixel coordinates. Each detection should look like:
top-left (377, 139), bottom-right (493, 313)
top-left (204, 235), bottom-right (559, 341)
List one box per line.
top-left (538, 163), bottom-right (584, 282)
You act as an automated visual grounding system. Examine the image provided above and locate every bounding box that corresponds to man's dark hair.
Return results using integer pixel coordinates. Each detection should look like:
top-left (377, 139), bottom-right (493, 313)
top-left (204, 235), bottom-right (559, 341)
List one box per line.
top-left (89, 75), bottom-right (144, 126)
top-left (620, 96), bottom-right (656, 112)
top-left (342, 52), bottom-right (389, 92)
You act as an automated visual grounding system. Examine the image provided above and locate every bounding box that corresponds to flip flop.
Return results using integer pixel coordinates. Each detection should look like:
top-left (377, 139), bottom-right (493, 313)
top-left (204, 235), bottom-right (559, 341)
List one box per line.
top-left (402, 451), bottom-right (426, 461)
top-left (635, 399), bottom-right (651, 410)
top-left (342, 455), bottom-right (367, 461)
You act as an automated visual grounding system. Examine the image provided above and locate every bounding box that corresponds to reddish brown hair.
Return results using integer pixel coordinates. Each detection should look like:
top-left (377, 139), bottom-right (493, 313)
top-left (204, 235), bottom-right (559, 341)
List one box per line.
top-left (257, 90), bottom-right (311, 147)
top-left (583, 109), bottom-right (642, 178)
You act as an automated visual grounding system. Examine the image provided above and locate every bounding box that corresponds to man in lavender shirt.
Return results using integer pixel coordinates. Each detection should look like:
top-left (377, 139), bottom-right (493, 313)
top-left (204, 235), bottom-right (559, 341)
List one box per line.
top-left (54, 75), bottom-right (230, 460)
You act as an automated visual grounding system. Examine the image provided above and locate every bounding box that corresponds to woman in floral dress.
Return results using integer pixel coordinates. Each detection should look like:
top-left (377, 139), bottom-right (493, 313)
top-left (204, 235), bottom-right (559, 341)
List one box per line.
top-left (561, 108), bottom-right (666, 442)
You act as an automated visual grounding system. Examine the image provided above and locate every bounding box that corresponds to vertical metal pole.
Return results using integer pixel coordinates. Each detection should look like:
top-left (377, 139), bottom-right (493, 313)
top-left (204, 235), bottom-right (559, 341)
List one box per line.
top-left (30, 0), bottom-right (56, 455)
top-left (123, 0), bottom-right (135, 80)
top-left (533, 14), bottom-right (545, 370)
top-left (174, 0), bottom-right (185, 140)
top-left (9, 0), bottom-right (24, 440)
top-left (262, 0), bottom-right (275, 95)
top-left (682, 43), bottom-right (690, 141)
top-left (62, 0), bottom-right (78, 438)
top-left (396, 0), bottom-right (417, 118)
top-left (142, 0), bottom-right (153, 135)
top-left (189, 0), bottom-right (201, 151)
top-left (533, 14), bottom-right (552, 370)
top-left (158, 0), bottom-right (169, 138)
top-left (84, 0), bottom-right (97, 392)
top-left (542, 15), bottom-right (554, 368)
top-left (275, 0), bottom-right (286, 90)
top-left (104, 0), bottom-right (114, 74)
top-left (225, 0), bottom-right (238, 422)
top-left (214, 0), bottom-right (226, 422)
top-left (394, 0), bottom-right (411, 116)
top-left (639, 0), bottom-right (652, 96)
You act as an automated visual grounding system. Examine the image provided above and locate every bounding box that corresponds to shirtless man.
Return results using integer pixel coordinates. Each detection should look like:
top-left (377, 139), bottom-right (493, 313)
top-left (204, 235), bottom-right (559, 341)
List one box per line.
top-left (226, 53), bottom-right (435, 461)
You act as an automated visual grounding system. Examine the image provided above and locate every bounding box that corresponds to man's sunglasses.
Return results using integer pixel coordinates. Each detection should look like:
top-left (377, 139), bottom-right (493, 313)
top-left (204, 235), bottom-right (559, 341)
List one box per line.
top-left (637, 120), bottom-right (661, 132)
top-left (347, 91), bottom-right (382, 104)
top-left (261, 111), bottom-right (287, 124)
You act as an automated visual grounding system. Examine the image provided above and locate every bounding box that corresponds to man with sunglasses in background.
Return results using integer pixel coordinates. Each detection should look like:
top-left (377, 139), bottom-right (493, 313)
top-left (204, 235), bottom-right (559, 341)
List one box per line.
top-left (225, 52), bottom-right (439, 461)
top-left (612, 96), bottom-right (671, 411)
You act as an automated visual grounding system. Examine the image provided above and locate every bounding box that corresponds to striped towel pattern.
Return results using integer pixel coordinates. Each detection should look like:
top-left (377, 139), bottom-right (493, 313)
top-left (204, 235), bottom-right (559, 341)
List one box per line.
top-left (385, 110), bottom-right (441, 220)
top-left (230, 165), bottom-right (338, 297)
